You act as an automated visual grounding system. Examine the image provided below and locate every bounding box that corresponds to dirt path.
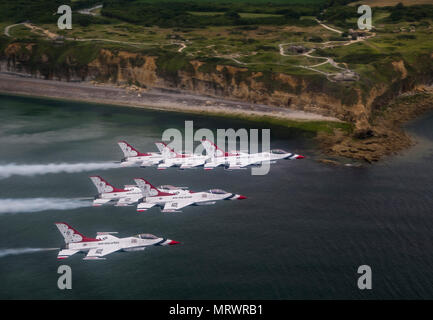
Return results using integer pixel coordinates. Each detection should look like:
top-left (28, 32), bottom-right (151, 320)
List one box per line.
top-left (314, 18), bottom-right (343, 34)
top-left (278, 19), bottom-right (375, 81)
top-left (4, 16), bottom-right (372, 82)
top-left (24, 23), bottom-right (58, 39)
top-left (78, 4), bottom-right (103, 16)
top-left (177, 42), bottom-right (187, 53)
top-left (4, 23), bottom-right (24, 37)
top-left (4, 22), bottom-right (187, 51)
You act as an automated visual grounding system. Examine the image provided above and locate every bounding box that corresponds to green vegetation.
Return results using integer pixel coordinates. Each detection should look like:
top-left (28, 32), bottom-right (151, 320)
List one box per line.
top-left (321, 2), bottom-right (433, 28)
top-left (0, 0), bottom-right (104, 24)
top-left (247, 117), bottom-right (354, 135)
top-left (388, 3), bottom-right (433, 22)
top-left (100, 0), bottom-right (326, 28)
top-left (1, 0), bottom-right (433, 131)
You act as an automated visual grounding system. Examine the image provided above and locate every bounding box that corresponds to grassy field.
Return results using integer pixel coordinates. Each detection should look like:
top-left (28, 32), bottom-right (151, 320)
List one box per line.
top-left (188, 12), bottom-right (285, 18)
top-left (350, 0), bottom-right (433, 7)
top-left (136, 0), bottom-right (327, 3)
top-left (1, 0), bottom-right (432, 107)
top-left (6, 3), bottom-right (432, 80)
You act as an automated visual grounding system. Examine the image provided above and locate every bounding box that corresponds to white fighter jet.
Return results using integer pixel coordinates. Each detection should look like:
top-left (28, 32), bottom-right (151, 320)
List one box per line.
top-left (155, 142), bottom-right (209, 170)
top-left (201, 139), bottom-right (305, 170)
top-left (55, 222), bottom-right (179, 260)
top-left (90, 176), bottom-right (143, 206)
top-left (118, 140), bottom-right (163, 167)
top-left (134, 178), bottom-right (247, 212)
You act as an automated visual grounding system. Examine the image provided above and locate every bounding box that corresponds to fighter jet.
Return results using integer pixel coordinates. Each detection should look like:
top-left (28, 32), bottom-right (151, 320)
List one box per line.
top-left (134, 178), bottom-right (246, 212)
top-left (90, 176), bottom-right (143, 206)
top-left (201, 139), bottom-right (304, 170)
top-left (55, 222), bottom-right (179, 260)
top-left (155, 142), bottom-right (209, 170)
top-left (118, 140), bottom-right (164, 167)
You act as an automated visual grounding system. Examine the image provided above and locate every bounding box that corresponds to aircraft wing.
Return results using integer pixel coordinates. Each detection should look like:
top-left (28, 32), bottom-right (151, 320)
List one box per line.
top-left (180, 160), bottom-right (205, 169)
top-left (93, 198), bottom-right (113, 206)
top-left (244, 159), bottom-right (261, 166)
top-left (140, 160), bottom-right (154, 167)
top-left (157, 162), bottom-right (172, 170)
top-left (137, 202), bottom-right (157, 212)
top-left (163, 200), bottom-right (195, 212)
top-left (83, 246), bottom-right (120, 260)
top-left (227, 161), bottom-right (249, 169)
top-left (120, 160), bottom-right (137, 167)
top-left (57, 249), bottom-right (79, 260)
top-left (180, 163), bottom-right (198, 169)
top-left (204, 160), bottom-right (221, 170)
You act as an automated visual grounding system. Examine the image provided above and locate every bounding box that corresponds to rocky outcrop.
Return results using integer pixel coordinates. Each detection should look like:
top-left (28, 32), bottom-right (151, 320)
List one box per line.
top-left (1, 42), bottom-right (432, 150)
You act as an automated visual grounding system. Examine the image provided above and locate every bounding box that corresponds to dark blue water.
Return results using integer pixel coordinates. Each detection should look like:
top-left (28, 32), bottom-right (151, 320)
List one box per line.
top-left (0, 94), bottom-right (432, 299)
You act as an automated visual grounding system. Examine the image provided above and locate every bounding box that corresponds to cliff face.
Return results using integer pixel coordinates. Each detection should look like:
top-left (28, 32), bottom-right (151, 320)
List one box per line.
top-left (84, 49), bottom-right (352, 120)
top-left (1, 42), bottom-right (432, 136)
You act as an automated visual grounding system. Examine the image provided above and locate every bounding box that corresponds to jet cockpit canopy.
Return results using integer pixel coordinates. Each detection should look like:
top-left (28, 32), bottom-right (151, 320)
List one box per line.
top-left (270, 149), bottom-right (288, 154)
top-left (208, 189), bottom-right (227, 194)
top-left (159, 185), bottom-right (188, 190)
top-left (135, 233), bottom-right (158, 240)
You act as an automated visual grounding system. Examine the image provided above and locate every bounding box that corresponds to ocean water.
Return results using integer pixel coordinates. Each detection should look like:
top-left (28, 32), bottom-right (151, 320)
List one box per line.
top-left (0, 93), bottom-right (432, 299)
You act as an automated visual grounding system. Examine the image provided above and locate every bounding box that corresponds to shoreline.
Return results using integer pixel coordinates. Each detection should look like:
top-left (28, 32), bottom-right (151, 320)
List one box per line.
top-left (1, 73), bottom-right (431, 164)
top-left (0, 73), bottom-right (341, 124)
top-left (317, 89), bottom-right (433, 163)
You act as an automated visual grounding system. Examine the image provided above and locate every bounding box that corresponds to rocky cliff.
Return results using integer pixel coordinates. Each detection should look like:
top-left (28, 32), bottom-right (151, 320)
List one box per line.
top-left (1, 41), bottom-right (432, 140)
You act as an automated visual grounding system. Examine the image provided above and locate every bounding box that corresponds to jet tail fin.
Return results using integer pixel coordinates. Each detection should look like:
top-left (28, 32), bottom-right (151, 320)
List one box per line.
top-left (134, 178), bottom-right (174, 197)
top-left (202, 139), bottom-right (220, 157)
top-left (89, 176), bottom-right (124, 194)
top-left (201, 139), bottom-right (236, 157)
top-left (155, 142), bottom-right (178, 158)
top-left (55, 222), bottom-right (98, 244)
top-left (118, 141), bottom-right (149, 158)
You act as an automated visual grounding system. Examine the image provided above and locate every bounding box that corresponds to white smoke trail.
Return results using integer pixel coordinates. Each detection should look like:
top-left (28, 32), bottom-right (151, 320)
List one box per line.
top-left (0, 248), bottom-right (59, 258)
top-left (0, 198), bottom-right (92, 214)
top-left (0, 162), bottom-right (120, 179)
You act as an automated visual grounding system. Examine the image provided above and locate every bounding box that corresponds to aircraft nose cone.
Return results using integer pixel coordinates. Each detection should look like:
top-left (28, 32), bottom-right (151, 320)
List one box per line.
top-left (169, 240), bottom-right (181, 245)
top-left (296, 155), bottom-right (305, 159)
top-left (237, 195), bottom-right (247, 200)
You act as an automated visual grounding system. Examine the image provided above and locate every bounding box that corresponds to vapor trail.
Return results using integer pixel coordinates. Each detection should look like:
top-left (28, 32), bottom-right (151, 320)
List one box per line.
top-left (0, 162), bottom-right (120, 179)
top-left (0, 198), bottom-right (92, 214)
top-left (0, 248), bottom-right (59, 258)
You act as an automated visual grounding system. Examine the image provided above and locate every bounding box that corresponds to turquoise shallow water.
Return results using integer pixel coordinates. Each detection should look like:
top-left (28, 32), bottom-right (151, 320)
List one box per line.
top-left (0, 94), bottom-right (432, 299)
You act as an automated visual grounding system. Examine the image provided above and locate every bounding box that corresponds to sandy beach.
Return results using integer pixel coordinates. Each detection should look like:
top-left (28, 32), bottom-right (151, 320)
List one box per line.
top-left (0, 73), bottom-right (341, 123)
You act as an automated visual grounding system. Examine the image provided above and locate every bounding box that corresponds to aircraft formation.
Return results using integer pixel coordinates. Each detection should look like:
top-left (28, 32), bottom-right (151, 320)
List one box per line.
top-left (89, 176), bottom-right (246, 212)
top-left (53, 139), bottom-right (304, 259)
top-left (119, 140), bottom-right (304, 170)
